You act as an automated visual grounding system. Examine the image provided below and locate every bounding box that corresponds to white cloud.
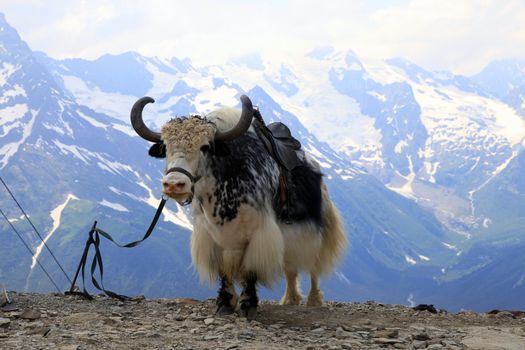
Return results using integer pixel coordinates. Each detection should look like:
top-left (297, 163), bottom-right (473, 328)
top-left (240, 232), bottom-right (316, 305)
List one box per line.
top-left (2, 0), bottom-right (525, 74)
top-left (358, 0), bottom-right (525, 74)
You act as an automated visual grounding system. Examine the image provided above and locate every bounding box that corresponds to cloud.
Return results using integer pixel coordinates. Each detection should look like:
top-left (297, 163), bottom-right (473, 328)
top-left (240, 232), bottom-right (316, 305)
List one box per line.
top-left (356, 0), bottom-right (525, 74)
top-left (2, 0), bottom-right (524, 74)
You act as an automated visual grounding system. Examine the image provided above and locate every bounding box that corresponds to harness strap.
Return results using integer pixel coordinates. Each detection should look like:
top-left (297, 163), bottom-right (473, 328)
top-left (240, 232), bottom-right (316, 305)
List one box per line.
top-left (67, 197), bottom-right (167, 300)
top-left (164, 167), bottom-right (202, 206)
top-left (165, 167), bottom-right (201, 184)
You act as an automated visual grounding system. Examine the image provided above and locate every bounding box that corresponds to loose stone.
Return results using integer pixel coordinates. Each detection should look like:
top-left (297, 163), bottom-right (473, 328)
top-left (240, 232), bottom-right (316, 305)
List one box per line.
top-left (19, 309), bottom-right (41, 320)
top-left (0, 317), bottom-right (10, 328)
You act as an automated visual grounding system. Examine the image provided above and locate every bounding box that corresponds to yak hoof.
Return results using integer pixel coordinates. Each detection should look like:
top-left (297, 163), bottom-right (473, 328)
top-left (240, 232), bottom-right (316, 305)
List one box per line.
top-left (216, 304), bottom-right (235, 316)
top-left (239, 304), bottom-right (257, 320)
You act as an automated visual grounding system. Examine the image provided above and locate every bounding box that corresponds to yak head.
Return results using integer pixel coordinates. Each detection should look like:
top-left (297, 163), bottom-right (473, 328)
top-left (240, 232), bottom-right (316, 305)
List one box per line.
top-left (130, 95), bottom-right (254, 205)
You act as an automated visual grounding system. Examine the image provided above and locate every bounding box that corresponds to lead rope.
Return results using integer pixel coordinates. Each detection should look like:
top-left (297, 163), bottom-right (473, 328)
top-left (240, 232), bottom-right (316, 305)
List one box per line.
top-left (66, 196), bottom-right (167, 300)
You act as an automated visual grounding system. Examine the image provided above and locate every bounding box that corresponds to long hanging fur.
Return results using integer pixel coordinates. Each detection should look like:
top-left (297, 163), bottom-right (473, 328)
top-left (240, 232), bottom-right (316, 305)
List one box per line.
top-left (316, 183), bottom-right (348, 276)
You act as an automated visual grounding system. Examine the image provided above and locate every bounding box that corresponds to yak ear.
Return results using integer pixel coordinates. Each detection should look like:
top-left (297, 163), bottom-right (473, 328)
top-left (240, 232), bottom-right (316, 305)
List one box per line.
top-left (212, 141), bottom-right (230, 157)
top-left (148, 143), bottom-right (166, 158)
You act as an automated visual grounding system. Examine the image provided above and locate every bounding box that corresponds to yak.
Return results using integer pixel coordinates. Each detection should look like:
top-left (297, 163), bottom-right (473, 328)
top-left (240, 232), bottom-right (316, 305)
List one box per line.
top-left (130, 94), bottom-right (347, 319)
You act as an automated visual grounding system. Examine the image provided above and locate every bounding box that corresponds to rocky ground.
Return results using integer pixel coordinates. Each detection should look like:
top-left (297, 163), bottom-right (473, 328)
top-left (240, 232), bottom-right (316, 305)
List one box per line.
top-left (1, 292), bottom-right (525, 349)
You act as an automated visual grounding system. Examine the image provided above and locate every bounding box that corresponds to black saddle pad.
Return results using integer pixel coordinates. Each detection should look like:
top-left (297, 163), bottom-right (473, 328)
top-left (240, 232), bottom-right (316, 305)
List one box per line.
top-left (267, 122), bottom-right (303, 171)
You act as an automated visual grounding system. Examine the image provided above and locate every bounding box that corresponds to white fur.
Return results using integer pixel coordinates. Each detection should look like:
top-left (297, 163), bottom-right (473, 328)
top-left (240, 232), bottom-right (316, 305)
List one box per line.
top-left (190, 217), bottom-right (221, 284)
top-left (206, 107), bottom-right (256, 135)
top-left (192, 199), bottom-right (284, 286)
top-left (280, 222), bottom-right (323, 273)
top-left (206, 107), bottom-right (242, 131)
top-left (241, 206), bottom-right (284, 286)
top-left (281, 270), bottom-right (303, 305)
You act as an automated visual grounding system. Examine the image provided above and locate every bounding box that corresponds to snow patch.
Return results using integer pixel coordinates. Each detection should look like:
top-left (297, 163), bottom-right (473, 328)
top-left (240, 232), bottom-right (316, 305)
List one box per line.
top-left (469, 150), bottom-right (519, 217)
top-left (0, 84), bottom-right (26, 103)
top-left (304, 144), bottom-right (333, 169)
top-left (42, 123), bottom-right (66, 135)
top-left (407, 293), bottom-right (416, 307)
top-left (335, 271), bottom-right (351, 286)
top-left (53, 140), bottom-right (90, 164)
top-left (99, 199), bottom-right (129, 212)
top-left (112, 123), bottom-right (137, 137)
top-left (220, 53), bottom-right (383, 164)
top-left (423, 161), bottom-right (439, 183)
top-left (367, 90), bottom-right (386, 102)
top-left (387, 155), bottom-right (416, 199)
top-left (418, 254), bottom-right (430, 261)
top-left (405, 255), bottom-right (417, 265)
top-left (30, 194), bottom-right (78, 270)
top-left (194, 84), bottom-right (238, 113)
top-left (144, 60), bottom-right (180, 96)
top-left (0, 104), bottom-right (29, 127)
top-left (78, 111), bottom-right (108, 129)
top-left (361, 59), bottom-right (407, 85)
top-left (514, 274), bottom-right (525, 288)
top-left (414, 83), bottom-right (525, 162)
top-left (0, 62), bottom-right (18, 86)
top-left (0, 109), bottom-right (37, 169)
top-left (442, 242), bottom-right (457, 250)
top-left (53, 140), bottom-right (134, 175)
top-left (61, 75), bottom-right (137, 121)
top-left (394, 140), bottom-right (408, 154)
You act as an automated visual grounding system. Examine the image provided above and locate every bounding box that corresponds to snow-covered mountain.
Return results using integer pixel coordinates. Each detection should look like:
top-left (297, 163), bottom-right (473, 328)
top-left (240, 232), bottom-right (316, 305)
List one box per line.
top-left (472, 58), bottom-right (525, 116)
top-left (0, 13), bottom-right (199, 297)
top-left (2, 12), bottom-right (525, 310)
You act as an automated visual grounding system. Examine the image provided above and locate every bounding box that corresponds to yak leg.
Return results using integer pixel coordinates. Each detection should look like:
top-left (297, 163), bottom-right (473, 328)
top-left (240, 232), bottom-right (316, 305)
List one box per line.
top-left (239, 272), bottom-right (258, 320)
top-left (216, 275), bottom-right (237, 315)
top-left (280, 270), bottom-right (303, 305)
top-left (306, 273), bottom-right (324, 306)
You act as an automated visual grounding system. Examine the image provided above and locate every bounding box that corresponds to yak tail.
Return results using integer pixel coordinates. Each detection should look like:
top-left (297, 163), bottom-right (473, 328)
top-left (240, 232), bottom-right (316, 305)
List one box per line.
top-left (316, 183), bottom-right (348, 276)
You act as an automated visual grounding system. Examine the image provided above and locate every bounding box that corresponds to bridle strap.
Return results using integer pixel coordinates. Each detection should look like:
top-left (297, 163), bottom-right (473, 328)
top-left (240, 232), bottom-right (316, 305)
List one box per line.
top-left (165, 167), bottom-right (201, 184)
top-left (164, 167), bottom-right (202, 206)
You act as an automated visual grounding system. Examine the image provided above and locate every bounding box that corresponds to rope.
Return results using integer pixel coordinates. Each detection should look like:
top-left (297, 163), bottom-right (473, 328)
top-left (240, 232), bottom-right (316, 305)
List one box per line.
top-left (0, 207), bottom-right (62, 293)
top-left (69, 197), bottom-right (167, 300)
top-left (0, 176), bottom-right (72, 285)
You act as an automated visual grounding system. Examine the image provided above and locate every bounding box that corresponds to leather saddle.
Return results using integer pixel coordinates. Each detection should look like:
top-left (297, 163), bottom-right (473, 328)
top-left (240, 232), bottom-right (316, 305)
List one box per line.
top-left (265, 122), bottom-right (304, 171)
top-left (252, 110), bottom-right (304, 172)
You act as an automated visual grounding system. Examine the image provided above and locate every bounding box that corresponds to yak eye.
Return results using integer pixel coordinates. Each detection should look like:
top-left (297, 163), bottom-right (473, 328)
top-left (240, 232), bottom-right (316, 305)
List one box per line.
top-left (200, 144), bottom-right (211, 153)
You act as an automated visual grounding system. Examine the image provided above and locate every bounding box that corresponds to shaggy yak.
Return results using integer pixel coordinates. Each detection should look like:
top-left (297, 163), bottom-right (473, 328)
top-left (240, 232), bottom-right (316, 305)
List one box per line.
top-left (131, 94), bottom-right (347, 319)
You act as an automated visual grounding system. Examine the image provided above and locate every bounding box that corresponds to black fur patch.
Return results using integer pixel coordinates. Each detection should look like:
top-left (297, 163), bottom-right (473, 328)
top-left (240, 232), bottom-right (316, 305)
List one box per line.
top-left (148, 143), bottom-right (166, 158)
top-left (216, 276), bottom-right (235, 309)
top-left (240, 272), bottom-right (259, 309)
top-left (280, 166), bottom-right (323, 226)
top-left (206, 133), bottom-right (277, 225)
top-left (210, 141), bottom-right (231, 157)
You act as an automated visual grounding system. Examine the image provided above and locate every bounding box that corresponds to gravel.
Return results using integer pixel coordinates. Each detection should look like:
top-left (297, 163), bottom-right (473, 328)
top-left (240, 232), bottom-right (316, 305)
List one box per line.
top-left (0, 292), bottom-right (524, 349)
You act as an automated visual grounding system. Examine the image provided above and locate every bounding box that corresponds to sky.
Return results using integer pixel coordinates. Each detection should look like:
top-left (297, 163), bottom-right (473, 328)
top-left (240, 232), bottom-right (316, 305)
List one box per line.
top-left (2, 0), bottom-right (525, 75)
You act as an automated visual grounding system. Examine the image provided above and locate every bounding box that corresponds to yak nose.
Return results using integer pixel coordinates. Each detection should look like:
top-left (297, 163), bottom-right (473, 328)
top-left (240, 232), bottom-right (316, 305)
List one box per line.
top-left (163, 181), bottom-right (187, 194)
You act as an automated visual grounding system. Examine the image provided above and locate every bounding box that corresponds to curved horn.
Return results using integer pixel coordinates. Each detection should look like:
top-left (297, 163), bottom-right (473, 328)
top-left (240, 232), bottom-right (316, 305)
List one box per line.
top-left (214, 95), bottom-right (254, 142)
top-left (130, 96), bottom-right (162, 143)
